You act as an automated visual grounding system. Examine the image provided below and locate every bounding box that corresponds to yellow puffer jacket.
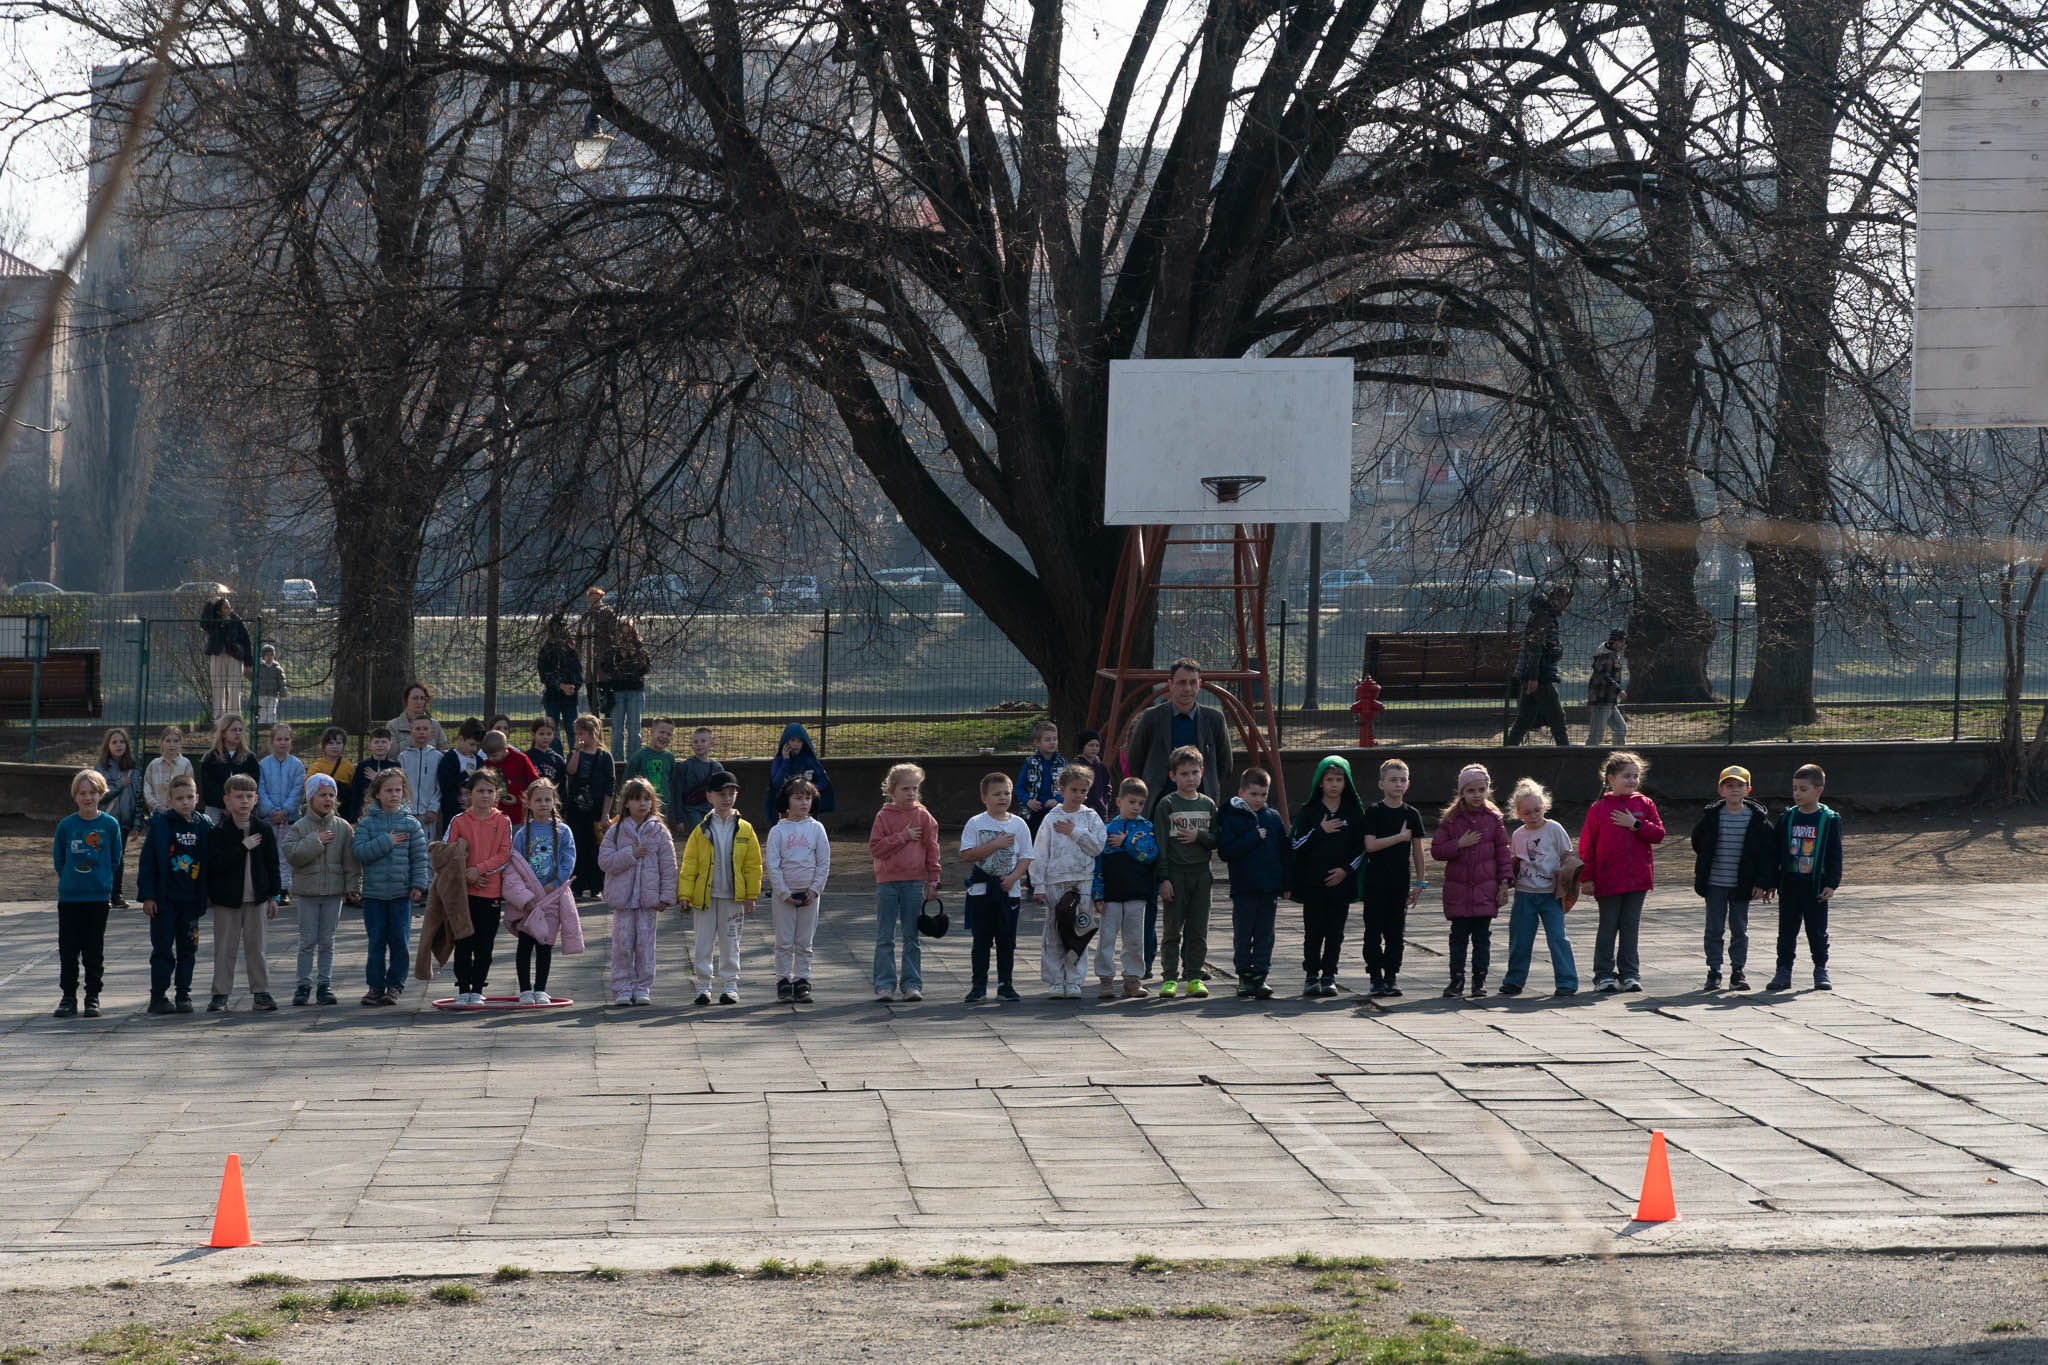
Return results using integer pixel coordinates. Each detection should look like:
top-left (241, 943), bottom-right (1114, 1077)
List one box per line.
top-left (677, 814), bottom-right (764, 907)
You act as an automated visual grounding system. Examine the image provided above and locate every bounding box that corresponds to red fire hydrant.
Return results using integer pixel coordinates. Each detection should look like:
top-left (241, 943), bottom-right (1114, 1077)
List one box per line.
top-left (1351, 676), bottom-right (1384, 747)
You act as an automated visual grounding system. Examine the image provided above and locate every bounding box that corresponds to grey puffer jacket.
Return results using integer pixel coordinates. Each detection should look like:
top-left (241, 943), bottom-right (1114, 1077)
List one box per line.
top-left (284, 811), bottom-right (362, 898)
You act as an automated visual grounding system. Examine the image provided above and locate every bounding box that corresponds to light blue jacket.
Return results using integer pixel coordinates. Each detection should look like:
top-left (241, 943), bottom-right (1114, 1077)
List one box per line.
top-left (258, 753), bottom-right (307, 823)
top-left (351, 805), bottom-right (430, 901)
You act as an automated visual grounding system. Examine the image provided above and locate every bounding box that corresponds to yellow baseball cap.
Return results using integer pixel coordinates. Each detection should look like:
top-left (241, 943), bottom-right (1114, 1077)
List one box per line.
top-left (1718, 766), bottom-right (1752, 786)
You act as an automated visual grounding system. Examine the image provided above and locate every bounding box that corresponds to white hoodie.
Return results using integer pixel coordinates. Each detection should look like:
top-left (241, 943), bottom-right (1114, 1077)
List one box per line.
top-left (1030, 803), bottom-right (1107, 886)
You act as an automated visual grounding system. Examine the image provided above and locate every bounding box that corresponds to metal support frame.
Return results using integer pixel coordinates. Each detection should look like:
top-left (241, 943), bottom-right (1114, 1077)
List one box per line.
top-left (1088, 524), bottom-right (1290, 815)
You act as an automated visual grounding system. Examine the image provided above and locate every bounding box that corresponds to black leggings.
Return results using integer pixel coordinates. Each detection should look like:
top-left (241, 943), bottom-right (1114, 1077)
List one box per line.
top-left (453, 896), bottom-right (502, 994)
top-left (516, 935), bottom-right (552, 992)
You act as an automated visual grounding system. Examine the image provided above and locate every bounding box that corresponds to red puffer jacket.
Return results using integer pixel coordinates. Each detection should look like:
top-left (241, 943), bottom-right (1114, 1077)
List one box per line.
top-left (1576, 792), bottom-right (1665, 896)
top-left (1430, 803), bottom-right (1512, 919)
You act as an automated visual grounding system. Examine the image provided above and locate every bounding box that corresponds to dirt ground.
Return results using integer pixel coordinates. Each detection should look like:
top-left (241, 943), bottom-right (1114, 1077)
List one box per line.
top-left (6, 1252), bottom-right (2048, 1363)
top-left (4, 805), bottom-right (2043, 906)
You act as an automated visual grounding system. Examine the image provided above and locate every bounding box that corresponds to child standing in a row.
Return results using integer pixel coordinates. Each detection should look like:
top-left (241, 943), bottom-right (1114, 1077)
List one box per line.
top-left (1431, 765), bottom-right (1512, 998)
top-left (1578, 750), bottom-right (1664, 992)
top-left (679, 772), bottom-right (763, 1004)
top-left (1154, 746), bottom-right (1217, 999)
top-left (600, 777), bottom-right (673, 1006)
top-left (52, 769), bottom-right (122, 1018)
top-left (1091, 778), bottom-right (1154, 1000)
top-left (1034, 765), bottom-right (1105, 999)
top-left (962, 773), bottom-right (1030, 1003)
top-left (767, 778), bottom-right (830, 1003)
top-left (1289, 756), bottom-right (1365, 997)
top-left (870, 764), bottom-right (940, 1003)
top-left (352, 768), bottom-right (427, 1005)
top-left (284, 773), bottom-right (360, 1006)
top-left (447, 769), bottom-right (512, 1005)
top-left (138, 772), bottom-right (209, 1013)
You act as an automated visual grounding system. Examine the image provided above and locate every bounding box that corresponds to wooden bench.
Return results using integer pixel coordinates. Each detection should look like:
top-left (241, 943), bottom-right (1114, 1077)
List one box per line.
top-left (0, 648), bottom-right (104, 719)
top-left (1362, 632), bottom-right (1516, 700)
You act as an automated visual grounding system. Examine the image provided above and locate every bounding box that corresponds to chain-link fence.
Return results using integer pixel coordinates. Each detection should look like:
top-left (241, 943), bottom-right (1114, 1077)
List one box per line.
top-left (5, 583), bottom-right (2043, 758)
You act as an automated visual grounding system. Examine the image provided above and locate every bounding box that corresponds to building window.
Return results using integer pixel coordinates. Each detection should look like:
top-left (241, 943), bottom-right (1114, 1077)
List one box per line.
top-left (1384, 384), bottom-right (1407, 415)
top-left (1379, 448), bottom-right (1406, 483)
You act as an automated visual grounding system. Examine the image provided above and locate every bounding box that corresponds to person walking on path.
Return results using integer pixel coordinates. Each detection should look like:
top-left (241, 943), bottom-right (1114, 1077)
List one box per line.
top-left (1506, 586), bottom-right (1572, 747)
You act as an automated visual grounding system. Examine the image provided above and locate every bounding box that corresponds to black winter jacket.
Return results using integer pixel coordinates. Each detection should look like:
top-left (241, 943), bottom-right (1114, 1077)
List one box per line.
top-left (206, 816), bottom-right (282, 908)
top-left (1689, 798), bottom-right (1778, 898)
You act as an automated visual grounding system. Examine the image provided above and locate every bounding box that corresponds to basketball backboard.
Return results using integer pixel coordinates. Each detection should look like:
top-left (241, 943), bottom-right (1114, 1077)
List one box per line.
top-left (1913, 69), bottom-right (2048, 429)
top-left (1104, 358), bottom-right (1354, 523)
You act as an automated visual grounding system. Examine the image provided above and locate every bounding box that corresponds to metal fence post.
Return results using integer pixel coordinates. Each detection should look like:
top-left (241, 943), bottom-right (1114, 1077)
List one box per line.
top-left (1501, 595), bottom-right (1517, 744)
top-left (1952, 594), bottom-right (1974, 742)
top-left (133, 616), bottom-right (148, 740)
top-left (27, 613), bottom-right (46, 763)
top-left (251, 617), bottom-right (263, 728)
top-left (1727, 598), bottom-right (1741, 745)
top-left (812, 607), bottom-right (836, 756)
top-left (1275, 598), bottom-right (1289, 750)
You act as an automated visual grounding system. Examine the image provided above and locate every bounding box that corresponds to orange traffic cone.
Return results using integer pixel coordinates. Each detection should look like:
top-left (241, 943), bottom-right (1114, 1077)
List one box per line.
top-left (1633, 1130), bottom-right (1678, 1222)
top-left (208, 1154), bottom-right (260, 1248)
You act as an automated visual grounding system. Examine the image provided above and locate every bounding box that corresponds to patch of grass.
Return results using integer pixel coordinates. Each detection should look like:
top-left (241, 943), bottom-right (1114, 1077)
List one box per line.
top-left (753, 1258), bottom-right (797, 1280)
top-left (952, 1315), bottom-right (1004, 1330)
top-left (78, 1307), bottom-right (287, 1365)
top-left (926, 1255), bottom-right (981, 1279)
top-left (1293, 1252), bottom-right (1386, 1272)
top-left (1255, 1303), bottom-right (1313, 1317)
top-left (697, 1259), bottom-right (741, 1276)
top-left (988, 1298), bottom-right (1026, 1313)
top-left (325, 1285), bottom-right (407, 1310)
top-left (856, 1256), bottom-right (905, 1278)
top-left (1088, 1305), bottom-right (1158, 1321)
top-left (1312, 1270), bottom-right (1356, 1293)
top-left (1372, 1278), bottom-right (1401, 1294)
top-left (0, 1348), bottom-right (41, 1363)
top-left (239, 1273), bottom-right (299, 1288)
top-left (493, 1265), bottom-right (531, 1282)
top-left (1289, 1309), bottom-right (1530, 1364)
top-left (1131, 1252), bottom-right (1177, 1273)
top-left (430, 1283), bottom-right (478, 1305)
top-left (1166, 1302), bottom-right (1239, 1319)
top-left (1021, 1306), bottom-right (1068, 1325)
top-left (585, 1266), bottom-right (626, 1282)
top-left (271, 1293), bottom-right (318, 1319)
top-left (981, 1254), bottom-right (1016, 1280)
top-left (191, 1310), bottom-right (279, 1345)
top-left (1987, 1320), bottom-right (2031, 1334)
top-left (106, 1280), bottom-right (134, 1290)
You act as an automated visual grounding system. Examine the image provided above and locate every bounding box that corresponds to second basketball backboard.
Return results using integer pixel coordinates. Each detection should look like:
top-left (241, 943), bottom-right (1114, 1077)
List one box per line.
top-left (1104, 358), bottom-right (1354, 523)
top-left (1914, 69), bottom-right (2048, 429)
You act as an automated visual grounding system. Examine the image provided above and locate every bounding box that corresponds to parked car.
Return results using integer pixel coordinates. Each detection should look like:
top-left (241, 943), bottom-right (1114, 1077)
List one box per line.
top-left (7, 580), bottom-right (63, 597)
top-left (279, 578), bottom-right (319, 607)
top-left (1474, 568), bottom-right (1534, 586)
top-left (872, 565), bottom-right (963, 607)
top-left (1290, 567), bottom-right (1375, 603)
top-left (754, 575), bottom-right (821, 612)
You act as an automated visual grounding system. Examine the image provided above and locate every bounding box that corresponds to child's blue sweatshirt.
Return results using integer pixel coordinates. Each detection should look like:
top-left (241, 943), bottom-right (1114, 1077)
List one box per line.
top-left (54, 811), bottom-right (124, 901)
top-left (137, 808), bottom-right (213, 908)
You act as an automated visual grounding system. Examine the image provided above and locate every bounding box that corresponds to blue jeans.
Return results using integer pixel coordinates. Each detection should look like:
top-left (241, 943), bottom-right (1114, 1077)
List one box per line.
top-left (874, 880), bottom-right (924, 994)
top-left (542, 687), bottom-right (578, 748)
top-left (362, 898), bottom-right (413, 993)
top-left (1703, 887), bottom-right (1749, 971)
top-left (608, 689), bottom-right (645, 755)
top-left (1503, 891), bottom-right (1579, 992)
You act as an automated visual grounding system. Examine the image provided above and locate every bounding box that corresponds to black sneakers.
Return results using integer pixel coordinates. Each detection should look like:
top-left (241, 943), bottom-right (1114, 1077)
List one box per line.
top-left (251, 993), bottom-right (278, 1012)
top-left (777, 978), bottom-right (795, 1003)
top-left (292, 986), bottom-right (312, 1007)
top-left (147, 994), bottom-right (175, 1015)
top-left (1729, 971), bottom-right (1750, 991)
top-left (1704, 970), bottom-right (1723, 991)
top-left (317, 984), bottom-right (338, 1006)
top-left (793, 979), bottom-right (813, 1003)
top-left (1498, 982), bottom-right (1523, 997)
top-left (174, 993), bottom-right (194, 1013)
top-left (52, 996), bottom-right (77, 1019)
top-left (208, 994), bottom-right (229, 1012)
top-left (82, 996), bottom-right (101, 1018)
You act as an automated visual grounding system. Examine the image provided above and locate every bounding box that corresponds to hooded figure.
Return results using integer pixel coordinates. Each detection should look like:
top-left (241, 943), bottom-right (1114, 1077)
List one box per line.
top-left (766, 722), bottom-right (836, 826)
top-left (1288, 755), bottom-right (1370, 994)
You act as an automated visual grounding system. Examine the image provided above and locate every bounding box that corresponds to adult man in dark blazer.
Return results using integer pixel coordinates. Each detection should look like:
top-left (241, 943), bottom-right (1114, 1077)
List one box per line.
top-left (1126, 658), bottom-right (1234, 815)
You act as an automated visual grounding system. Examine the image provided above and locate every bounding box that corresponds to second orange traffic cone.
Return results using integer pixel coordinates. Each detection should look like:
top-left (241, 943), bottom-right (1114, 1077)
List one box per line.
top-left (208, 1154), bottom-right (260, 1248)
top-left (1633, 1130), bottom-right (1678, 1222)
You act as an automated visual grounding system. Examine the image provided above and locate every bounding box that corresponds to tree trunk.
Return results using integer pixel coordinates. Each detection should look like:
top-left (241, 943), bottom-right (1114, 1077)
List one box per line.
top-left (1743, 0), bottom-right (1850, 726)
top-left (1628, 544), bottom-right (1716, 703)
top-left (330, 490), bottom-right (422, 729)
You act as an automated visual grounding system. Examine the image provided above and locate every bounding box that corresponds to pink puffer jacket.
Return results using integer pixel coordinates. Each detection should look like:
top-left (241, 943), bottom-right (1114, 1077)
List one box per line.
top-left (1430, 803), bottom-right (1512, 919)
top-left (597, 815), bottom-right (676, 912)
top-left (501, 856), bottom-right (586, 953)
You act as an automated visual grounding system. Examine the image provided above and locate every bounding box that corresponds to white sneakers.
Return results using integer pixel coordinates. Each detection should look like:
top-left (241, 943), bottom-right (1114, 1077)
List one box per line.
top-left (516, 990), bottom-right (536, 1005)
top-left (633, 990), bottom-right (653, 1006)
top-left (531, 991), bottom-right (553, 1005)
top-left (901, 988), bottom-right (923, 1003)
top-left (613, 992), bottom-right (633, 1006)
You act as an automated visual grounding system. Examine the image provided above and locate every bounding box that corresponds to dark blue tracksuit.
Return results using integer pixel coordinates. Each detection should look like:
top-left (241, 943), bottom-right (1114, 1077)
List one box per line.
top-left (137, 808), bottom-right (213, 997)
top-left (1218, 798), bottom-right (1290, 984)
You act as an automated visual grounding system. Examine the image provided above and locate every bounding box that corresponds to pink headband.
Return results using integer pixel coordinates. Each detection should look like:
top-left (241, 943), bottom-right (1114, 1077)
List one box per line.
top-left (1456, 765), bottom-right (1489, 789)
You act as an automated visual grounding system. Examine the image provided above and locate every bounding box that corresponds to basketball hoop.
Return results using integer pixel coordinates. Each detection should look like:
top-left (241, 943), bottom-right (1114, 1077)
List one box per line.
top-left (1200, 474), bottom-right (1267, 504)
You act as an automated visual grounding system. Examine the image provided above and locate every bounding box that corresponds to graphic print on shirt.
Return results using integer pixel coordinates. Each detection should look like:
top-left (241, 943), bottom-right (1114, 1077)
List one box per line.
top-left (1168, 808), bottom-right (1211, 842)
